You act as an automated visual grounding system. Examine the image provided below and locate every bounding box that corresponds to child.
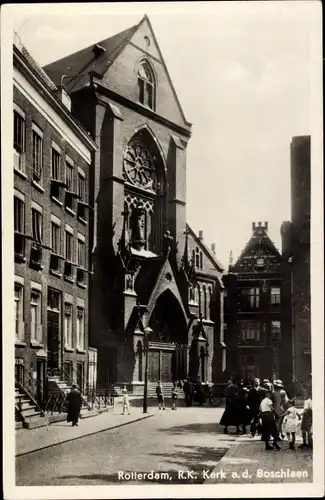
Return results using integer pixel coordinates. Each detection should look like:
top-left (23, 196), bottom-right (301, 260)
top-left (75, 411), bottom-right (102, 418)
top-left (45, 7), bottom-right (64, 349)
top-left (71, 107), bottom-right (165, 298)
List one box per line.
top-left (122, 385), bottom-right (131, 415)
top-left (282, 399), bottom-right (301, 449)
top-left (299, 391), bottom-right (313, 449)
top-left (171, 383), bottom-right (178, 410)
top-left (156, 381), bottom-right (166, 410)
top-left (259, 390), bottom-right (281, 450)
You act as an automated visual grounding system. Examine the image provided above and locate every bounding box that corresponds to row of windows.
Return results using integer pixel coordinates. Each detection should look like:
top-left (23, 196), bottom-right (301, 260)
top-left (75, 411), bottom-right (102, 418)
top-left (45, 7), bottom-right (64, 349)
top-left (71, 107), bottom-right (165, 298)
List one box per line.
top-left (14, 108), bottom-right (88, 221)
top-left (239, 287), bottom-right (281, 309)
top-left (239, 320), bottom-right (281, 342)
top-left (14, 194), bottom-right (87, 283)
top-left (189, 283), bottom-right (213, 320)
top-left (15, 282), bottom-right (85, 350)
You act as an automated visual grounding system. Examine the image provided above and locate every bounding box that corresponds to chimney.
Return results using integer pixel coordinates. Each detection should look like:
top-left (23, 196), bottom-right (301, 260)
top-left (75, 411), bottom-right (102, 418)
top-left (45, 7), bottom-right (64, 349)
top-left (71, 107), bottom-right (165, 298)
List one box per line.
top-left (57, 86), bottom-right (72, 111)
top-left (198, 230), bottom-right (203, 241)
top-left (252, 222), bottom-right (256, 232)
top-left (211, 243), bottom-right (216, 254)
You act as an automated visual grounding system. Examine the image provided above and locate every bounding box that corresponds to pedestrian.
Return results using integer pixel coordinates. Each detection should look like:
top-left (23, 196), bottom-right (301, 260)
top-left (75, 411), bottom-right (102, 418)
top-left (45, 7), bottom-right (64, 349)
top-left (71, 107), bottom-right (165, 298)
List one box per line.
top-left (299, 389), bottom-right (313, 449)
top-left (236, 380), bottom-right (250, 434)
top-left (66, 384), bottom-right (82, 427)
top-left (259, 389), bottom-right (281, 450)
top-left (220, 375), bottom-right (241, 434)
top-left (156, 381), bottom-right (166, 410)
top-left (273, 379), bottom-right (289, 439)
top-left (247, 378), bottom-right (264, 437)
top-left (177, 380), bottom-right (183, 390)
top-left (122, 385), bottom-right (131, 415)
top-left (282, 399), bottom-right (301, 449)
top-left (171, 383), bottom-right (178, 410)
top-left (183, 379), bottom-right (193, 407)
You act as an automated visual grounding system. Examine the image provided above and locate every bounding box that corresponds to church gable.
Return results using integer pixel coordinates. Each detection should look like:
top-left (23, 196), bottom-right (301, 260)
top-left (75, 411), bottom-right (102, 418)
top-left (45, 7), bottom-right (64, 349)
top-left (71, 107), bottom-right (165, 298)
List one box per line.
top-left (185, 225), bottom-right (224, 276)
top-left (101, 16), bottom-right (190, 128)
top-left (232, 222), bottom-right (282, 273)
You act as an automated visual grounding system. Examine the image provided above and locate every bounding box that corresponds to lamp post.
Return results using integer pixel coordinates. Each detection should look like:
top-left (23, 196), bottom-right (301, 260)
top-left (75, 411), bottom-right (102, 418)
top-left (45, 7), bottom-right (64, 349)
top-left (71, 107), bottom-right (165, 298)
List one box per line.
top-left (143, 326), bottom-right (153, 414)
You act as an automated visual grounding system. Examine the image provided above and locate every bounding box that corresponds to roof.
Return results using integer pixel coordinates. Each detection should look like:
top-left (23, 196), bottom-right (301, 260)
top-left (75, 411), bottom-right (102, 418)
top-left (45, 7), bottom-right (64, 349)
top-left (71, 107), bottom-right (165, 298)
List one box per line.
top-left (14, 33), bottom-right (58, 91)
top-left (186, 224), bottom-right (224, 272)
top-left (233, 225), bottom-right (282, 268)
top-left (43, 23), bottom-right (139, 93)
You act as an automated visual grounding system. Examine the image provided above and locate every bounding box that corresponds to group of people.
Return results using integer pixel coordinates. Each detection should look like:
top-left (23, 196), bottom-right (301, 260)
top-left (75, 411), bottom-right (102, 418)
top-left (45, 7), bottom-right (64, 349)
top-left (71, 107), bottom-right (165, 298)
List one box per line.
top-left (220, 376), bottom-right (313, 451)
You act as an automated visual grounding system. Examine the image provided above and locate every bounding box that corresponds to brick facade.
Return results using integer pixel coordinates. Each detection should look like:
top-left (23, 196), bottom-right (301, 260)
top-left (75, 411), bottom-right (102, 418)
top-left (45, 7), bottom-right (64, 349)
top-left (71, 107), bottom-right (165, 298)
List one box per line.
top-left (281, 136), bottom-right (311, 389)
top-left (13, 42), bottom-right (96, 403)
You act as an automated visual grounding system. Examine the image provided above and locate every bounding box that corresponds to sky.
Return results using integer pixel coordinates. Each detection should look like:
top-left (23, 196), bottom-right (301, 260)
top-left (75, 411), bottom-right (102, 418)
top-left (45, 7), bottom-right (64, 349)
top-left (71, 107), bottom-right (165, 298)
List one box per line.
top-left (10, 1), bottom-right (318, 268)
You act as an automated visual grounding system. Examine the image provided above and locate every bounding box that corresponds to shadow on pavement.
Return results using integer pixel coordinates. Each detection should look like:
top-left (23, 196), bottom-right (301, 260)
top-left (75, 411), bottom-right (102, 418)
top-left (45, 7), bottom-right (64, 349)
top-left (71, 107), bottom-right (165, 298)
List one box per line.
top-left (55, 444), bottom-right (229, 485)
top-left (157, 422), bottom-right (238, 435)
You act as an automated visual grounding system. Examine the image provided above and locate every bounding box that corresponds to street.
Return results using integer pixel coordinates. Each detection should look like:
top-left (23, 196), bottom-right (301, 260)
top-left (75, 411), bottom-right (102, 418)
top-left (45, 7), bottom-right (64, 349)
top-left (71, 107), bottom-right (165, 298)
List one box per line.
top-left (16, 406), bottom-right (233, 485)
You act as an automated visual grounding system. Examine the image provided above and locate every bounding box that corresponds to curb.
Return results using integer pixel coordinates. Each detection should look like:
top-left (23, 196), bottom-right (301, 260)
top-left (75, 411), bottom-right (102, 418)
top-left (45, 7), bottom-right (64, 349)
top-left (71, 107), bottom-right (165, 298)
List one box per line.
top-left (203, 435), bottom-right (242, 484)
top-left (16, 413), bottom-right (154, 458)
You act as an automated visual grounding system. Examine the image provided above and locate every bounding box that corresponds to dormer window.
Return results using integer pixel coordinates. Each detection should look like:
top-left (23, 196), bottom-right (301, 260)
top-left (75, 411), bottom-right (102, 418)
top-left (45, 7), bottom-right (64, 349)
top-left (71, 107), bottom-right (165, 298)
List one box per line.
top-left (138, 62), bottom-right (155, 110)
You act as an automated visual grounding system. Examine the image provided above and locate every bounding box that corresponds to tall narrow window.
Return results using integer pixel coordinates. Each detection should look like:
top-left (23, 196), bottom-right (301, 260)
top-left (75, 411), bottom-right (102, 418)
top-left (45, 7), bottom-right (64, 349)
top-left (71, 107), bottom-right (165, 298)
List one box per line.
top-left (65, 161), bottom-right (74, 191)
top-left (51, 149), bottom-right (61, 180)
top-left (51, 222), bottom-right (60, 255)
top-left (30, 290), bottom-right (42, 343)
top-left (77, 238), bottom-right (85, 268)
top-left (195, 248), bottom-right (200, 268)
top-left (65, 229), bottom-right (73, 261)
top-left (32, 126), bottom-right (43, 184)
top-left (14, 110), bottom-right (25, 153)
top-left (200, 251), bottom-right (203, 269)
top-left (78, 172), bottom-right (86, 202)
top-left (14, 195), bottom-right (25, 259)
top-left (76, 307), bottom-right (85, 350)
top-left (137, 62), bottom-right (155, 110)
top-left (32, 208), bottom-right (43, 243)
top-left (15, 283), bottom-right (24, 340)
top-left (203, 285), bottom-right (207, 319)
top-left (271, 321), bottom-right (281, 341)
top-left (14, 108), bottom-right (26, 174)
top-left (64, 303), bottom-right (73, 348)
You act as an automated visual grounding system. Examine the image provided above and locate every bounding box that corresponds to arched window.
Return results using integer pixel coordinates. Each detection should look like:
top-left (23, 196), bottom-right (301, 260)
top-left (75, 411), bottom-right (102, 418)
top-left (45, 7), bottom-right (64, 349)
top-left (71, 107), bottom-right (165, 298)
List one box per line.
top-left (195, 247), bottom-right (200, 268)
top-left (197, 284), bottom-right (201, 315)
top-left (138, 62), bottom-right (155, 110)
top-left (200, 251), bottom-right (203, 269)
top-left (208, 286), bottom-right (213, 320)
top-left (203, 285), bottom-right (207, 319)
top-left (191, 249), bottom-right (195, 267)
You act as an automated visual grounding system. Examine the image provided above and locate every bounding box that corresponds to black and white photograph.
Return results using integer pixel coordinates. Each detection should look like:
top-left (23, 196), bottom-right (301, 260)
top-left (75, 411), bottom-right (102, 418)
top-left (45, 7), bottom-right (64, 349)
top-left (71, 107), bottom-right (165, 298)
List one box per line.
top-left (1, 1), bottom-right (324, 498)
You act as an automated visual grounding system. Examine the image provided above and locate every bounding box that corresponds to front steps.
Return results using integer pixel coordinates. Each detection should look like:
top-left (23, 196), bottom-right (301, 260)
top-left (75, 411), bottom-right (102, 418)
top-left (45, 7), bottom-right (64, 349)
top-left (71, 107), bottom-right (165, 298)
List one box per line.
top-left (15, 385), bottom-right (48, 429)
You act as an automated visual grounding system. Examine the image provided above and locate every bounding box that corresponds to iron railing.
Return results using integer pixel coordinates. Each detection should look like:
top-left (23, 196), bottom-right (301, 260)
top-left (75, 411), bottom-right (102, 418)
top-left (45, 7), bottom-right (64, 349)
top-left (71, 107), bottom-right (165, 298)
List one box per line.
top-left (15, 365), bottom-right (45, 415)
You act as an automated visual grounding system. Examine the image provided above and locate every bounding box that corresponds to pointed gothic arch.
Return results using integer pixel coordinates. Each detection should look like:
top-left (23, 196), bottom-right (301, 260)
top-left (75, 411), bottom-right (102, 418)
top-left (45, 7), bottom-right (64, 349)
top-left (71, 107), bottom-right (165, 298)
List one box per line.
top-left (148, 289), bottom-right (188, 344)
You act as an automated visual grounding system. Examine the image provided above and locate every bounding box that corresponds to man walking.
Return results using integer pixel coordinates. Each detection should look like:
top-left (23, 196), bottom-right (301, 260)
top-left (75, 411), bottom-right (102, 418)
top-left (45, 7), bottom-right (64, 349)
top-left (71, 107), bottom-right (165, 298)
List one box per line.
top-left (67, 384), bottom-right (82, 427)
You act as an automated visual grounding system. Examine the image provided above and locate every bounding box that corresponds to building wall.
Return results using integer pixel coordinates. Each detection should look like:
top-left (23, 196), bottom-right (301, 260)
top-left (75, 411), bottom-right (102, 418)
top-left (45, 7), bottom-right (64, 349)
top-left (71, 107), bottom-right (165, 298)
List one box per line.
top-left (290, 136), bottom-right (311, 386)
top-left (14, 83), bottom-right (92, 395)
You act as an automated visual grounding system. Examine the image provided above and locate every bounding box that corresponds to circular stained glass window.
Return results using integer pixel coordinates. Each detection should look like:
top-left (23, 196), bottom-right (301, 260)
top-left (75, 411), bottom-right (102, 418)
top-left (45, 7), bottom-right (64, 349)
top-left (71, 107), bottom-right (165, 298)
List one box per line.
top-left (124, 142), bottom-right (155, 191)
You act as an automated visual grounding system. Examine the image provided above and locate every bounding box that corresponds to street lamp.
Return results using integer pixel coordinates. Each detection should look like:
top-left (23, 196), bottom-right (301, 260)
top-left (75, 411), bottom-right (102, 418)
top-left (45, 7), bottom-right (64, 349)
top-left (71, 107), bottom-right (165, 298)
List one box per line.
top-left (143, 326), bottom-right (153, 414)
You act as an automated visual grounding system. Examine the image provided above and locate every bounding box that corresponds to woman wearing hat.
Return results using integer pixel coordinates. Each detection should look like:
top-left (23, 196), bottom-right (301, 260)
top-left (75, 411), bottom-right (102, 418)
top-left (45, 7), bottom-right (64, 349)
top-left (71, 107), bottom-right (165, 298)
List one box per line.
top-left (273, 379), bottom-right (289, 439)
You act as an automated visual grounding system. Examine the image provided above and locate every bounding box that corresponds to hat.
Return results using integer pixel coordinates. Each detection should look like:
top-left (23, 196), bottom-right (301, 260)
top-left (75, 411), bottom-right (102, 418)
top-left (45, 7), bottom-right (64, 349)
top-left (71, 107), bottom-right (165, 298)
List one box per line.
top-left (273, 379), bottom-right (284, 388)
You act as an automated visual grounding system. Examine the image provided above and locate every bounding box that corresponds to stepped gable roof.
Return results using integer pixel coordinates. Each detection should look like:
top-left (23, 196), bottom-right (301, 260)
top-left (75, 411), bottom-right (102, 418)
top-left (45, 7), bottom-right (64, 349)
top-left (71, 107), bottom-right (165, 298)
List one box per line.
top-left (43, 23), bottom-right (140, 93)
top-left (233, 222), bottom-right (282, 268)
top-left (186, 224), bottom-right (224, 273)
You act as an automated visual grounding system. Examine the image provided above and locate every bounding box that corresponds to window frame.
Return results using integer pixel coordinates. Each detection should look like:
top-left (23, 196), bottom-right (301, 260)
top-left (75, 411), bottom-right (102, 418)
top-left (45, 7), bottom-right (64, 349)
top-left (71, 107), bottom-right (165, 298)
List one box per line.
top-left (64, 302), bottom-right (73, 348)
top-left (30, 289), bottom-right (42, 343)
top-left (76, 307), bottom-right (85, 350)
top-left (14, 283), bottom-right (24, 340)
top-left (137, 61), bottom-right (155, 110)
top-left (271, 287), bottom-right (281, 305)
top-left (32, 125), bottom-right (43, 185)
top-left (31, 206), bottom-right (43, 244)
top-left (14, 108), bottom-right (25, 154)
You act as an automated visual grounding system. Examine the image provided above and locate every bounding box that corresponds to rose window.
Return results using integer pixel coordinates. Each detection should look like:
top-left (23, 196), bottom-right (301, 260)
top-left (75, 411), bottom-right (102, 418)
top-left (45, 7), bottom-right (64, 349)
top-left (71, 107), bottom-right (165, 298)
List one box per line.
top-left (124, 142), bottom-right (155, 191)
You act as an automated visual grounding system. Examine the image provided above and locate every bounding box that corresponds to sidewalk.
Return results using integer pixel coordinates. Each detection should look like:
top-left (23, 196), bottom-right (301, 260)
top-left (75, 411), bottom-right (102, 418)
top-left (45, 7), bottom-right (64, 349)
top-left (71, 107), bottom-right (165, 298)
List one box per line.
top-left (16, 403), bottom-right (154, 457)
top-left (204, 434), bottom-right (313, 484)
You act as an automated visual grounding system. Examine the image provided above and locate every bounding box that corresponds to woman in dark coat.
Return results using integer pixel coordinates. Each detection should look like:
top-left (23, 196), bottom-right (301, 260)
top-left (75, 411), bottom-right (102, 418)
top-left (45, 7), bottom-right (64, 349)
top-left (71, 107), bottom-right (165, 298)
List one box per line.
top-left (67, 384), bottom-right (82, 426)
top-left (220, 377), bottom-right (240, 433)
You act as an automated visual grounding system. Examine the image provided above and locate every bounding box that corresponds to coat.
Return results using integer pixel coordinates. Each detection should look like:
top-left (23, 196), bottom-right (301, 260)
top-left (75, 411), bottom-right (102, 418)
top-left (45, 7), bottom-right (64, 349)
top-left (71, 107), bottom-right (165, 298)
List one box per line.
top-left (67, 388), bottom-right (82, 423)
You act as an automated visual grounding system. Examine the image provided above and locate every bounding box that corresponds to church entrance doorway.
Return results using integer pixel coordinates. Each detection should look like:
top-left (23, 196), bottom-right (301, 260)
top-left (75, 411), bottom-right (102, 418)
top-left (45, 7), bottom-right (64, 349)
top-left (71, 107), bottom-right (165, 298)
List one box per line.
top-left (148, 290), bottom-right (188, 383)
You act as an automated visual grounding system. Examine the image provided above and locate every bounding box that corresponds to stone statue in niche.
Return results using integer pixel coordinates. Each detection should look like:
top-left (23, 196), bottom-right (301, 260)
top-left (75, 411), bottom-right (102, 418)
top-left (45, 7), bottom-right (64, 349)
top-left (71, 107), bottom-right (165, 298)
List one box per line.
top-left (131, 203), bottom-right (146, 251)
top-left (125, 274), bottom-right (134, 291)
top-left (189, 285), bottom-right (195, 302)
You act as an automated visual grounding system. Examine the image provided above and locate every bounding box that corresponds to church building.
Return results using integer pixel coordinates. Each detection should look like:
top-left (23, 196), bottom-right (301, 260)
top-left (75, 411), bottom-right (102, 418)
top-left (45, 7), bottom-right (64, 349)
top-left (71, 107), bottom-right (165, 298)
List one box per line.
top-left (44, 15), bottom-right (225, 392)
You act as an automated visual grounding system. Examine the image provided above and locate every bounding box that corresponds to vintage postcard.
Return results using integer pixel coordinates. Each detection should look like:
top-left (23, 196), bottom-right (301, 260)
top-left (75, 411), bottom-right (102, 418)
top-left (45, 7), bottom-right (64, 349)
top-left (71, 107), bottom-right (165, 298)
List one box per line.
top-left (1, 1), bottom-right (324, 498)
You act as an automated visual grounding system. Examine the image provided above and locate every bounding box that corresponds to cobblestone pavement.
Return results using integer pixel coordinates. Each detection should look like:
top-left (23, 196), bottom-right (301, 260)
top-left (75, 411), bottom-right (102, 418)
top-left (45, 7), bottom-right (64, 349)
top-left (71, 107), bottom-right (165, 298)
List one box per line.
top-left (204, 434), bottom-right (313, 484)
top-left (16, 406), bottom-right (231, 485)
top-left (16, 404), bottom-right (153, 456)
